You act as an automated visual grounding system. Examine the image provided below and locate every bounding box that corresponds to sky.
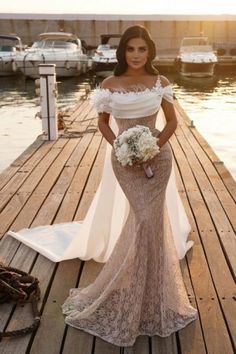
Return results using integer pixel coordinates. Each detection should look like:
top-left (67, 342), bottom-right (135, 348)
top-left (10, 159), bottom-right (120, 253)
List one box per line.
top-left (0, 0), bottom-right (236, 15)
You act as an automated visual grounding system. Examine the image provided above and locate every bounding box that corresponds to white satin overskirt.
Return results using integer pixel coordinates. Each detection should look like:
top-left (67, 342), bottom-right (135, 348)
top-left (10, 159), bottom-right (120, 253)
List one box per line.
top-left (8, 113), bottom-right (194, 262)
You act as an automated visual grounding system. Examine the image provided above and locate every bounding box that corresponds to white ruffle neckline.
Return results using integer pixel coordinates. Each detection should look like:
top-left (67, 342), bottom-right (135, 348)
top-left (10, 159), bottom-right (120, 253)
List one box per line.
top-left (93, 76), bottom-right (171, 97)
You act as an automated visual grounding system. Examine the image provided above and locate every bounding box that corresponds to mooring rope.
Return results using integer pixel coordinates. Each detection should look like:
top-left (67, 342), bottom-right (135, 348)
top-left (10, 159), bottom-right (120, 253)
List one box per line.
top-left (0, 263), bottom-right (41, 338)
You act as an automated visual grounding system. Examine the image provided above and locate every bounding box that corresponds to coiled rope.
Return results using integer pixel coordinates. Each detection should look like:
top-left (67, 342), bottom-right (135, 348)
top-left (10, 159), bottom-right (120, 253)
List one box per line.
top-left (0, 263), bottom-right (41, 338)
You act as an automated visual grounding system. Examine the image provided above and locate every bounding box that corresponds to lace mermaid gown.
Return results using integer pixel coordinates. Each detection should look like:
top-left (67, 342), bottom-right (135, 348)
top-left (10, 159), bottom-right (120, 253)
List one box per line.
top-left (62, 78), bottom-right (198, 346)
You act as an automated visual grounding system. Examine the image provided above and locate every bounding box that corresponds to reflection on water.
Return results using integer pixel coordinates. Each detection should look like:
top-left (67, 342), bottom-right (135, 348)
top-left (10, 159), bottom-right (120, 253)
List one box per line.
top-left (174, 75), bottom-right (219, 92)
top-left (0, 74), bottom-right (95, 172)
top-left (0, 75), bottom-right (96, 109)
top-left (0, 73), bottom-right (235, 179)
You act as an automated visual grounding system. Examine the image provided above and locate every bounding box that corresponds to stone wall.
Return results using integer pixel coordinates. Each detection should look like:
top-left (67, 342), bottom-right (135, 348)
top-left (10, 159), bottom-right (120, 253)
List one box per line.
top-left (0, 19), bottom-right (235, 50)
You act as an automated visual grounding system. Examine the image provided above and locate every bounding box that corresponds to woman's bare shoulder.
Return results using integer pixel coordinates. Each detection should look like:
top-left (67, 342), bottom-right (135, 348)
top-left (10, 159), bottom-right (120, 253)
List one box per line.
top-left (159, 75), bottom-right (171, 88)
top-left (101, 75), bottom-right (120, 89)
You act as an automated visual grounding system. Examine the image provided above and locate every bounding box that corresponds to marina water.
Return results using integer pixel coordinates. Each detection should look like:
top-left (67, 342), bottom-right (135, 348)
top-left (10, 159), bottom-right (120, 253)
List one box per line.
top-left (0, 73), bottom-right (235, 179)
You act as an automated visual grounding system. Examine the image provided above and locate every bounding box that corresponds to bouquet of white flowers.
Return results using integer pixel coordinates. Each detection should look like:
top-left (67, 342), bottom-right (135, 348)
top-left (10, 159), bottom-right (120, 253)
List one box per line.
top-left (113, 125), bottom-right (160, 178)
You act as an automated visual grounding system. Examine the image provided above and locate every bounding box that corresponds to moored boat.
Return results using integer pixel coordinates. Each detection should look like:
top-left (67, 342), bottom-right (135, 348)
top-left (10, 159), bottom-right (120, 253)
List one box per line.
top-left (92, 34), bottom-right (121, 77)
top-left (214, 43), bottom-right (236, 71)
top-left (13, 32), bottom-right (91, 79)
top-left (176, 37), bottom-right (217, 78)
top-left (0, 35), bottom-right (23, 76)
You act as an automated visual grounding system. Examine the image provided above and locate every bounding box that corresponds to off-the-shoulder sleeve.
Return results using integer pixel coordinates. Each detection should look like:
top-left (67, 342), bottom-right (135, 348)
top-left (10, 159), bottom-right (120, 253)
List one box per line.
top-left (162, 85), bottom-right (174, 103)
top-left (89, 88), bottom-right (112, 114)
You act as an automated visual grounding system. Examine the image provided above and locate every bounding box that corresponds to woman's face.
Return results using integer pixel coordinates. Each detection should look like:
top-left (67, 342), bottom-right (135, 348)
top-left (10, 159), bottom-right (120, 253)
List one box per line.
top-left (125, 37), bottom-right (149, 71)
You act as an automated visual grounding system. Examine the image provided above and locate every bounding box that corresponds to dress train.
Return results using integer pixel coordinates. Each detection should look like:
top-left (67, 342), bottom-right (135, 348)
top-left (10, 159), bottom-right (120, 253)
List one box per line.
top-left (7, 112), bottom-right (193, 263)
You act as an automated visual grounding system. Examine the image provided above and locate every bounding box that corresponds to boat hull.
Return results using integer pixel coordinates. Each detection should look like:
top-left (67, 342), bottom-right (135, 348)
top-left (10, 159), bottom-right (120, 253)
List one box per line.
top-left (0, 56), bottom-right (18, 76)
top-left (14, 59), bottom-right (88, 78)
top-left (0, 66), bottom-right (17, 76)
top-left (179, 61), bottom-right (216, 77)
top-left (92, 60), bottom-right (117, 77)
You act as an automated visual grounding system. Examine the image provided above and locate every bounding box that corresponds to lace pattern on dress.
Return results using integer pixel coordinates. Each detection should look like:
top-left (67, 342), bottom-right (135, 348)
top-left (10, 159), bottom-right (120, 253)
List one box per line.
top-left (62, 139), bottom-right (198, 347)
top-left (63, 78), bottom-right (198, 347)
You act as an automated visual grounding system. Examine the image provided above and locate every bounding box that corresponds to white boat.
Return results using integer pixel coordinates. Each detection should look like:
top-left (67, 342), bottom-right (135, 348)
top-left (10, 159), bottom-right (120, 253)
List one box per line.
top-left (214, 43), bottom-right (236, 70)
top-left (92, 34), bottom-right (121, 77)
top-left (0, 35), bottom-right (23, 76)
top-left (176, 37), bottom-right (217, 77)
top-left (14, 32), bottom-right (91, 78)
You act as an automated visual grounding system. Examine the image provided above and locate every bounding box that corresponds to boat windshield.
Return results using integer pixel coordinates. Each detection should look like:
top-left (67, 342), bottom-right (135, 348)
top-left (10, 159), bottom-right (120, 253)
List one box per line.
top-left (0, 45), bottom-right (16, 52)
top-left (181, 38), bottom-right (208, 46)
top-left (0, 38), bottom-right (19, 51)
top-left (32, 40), bottom-right (78, 49)
top-left (97, 44), bottom-right (112, 51)
top-left (180, 37), bottom-right (214, 53)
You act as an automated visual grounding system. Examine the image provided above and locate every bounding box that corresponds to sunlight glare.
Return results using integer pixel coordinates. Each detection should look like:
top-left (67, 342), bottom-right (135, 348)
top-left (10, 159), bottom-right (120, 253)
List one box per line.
top-left (0, 0), bottom-right (236, 15)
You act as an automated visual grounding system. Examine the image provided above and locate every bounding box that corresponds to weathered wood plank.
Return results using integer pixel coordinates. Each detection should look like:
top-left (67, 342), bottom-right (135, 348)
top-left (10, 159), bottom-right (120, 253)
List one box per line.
top-left (0, 139), bottom-right (69, 237)
top-left (64, 100), bottom-right (88, 125)
top-left (0, 139), bottom-right (64, 215)
top-left (62, 329), bottom-right (94, 354)
top-left (11, 137), bottom-right (45, 167)
top-left (73, 138), bottom-right (106, 221)
top-left (73, 102), bottom-right (94, 124)
top-left (179, 259), bottom-right (206, 354)
top-left (170, 134), bottom-right (235, 353)
top-left (175, 101), bottom-right (236, 202)
top-left (170, 160), bottom-right (207, 354)
top-left (123, 336), bottom-right (149, 353)
top-left (173, 170), bottom-right (206, 353)
top-left (152, 335), bottom-right (178, 354)
top-left (175, 125), bottom-right (236, 277)
top-left (177, 115), bottom-right (236, 231)
top-left (94, 338), bottom-right (120, 354)
top-left (0, 138), bottom-right (44, 192)
top-left (54, 134), bottom-right (103, 223)
top-left (29, 260), bottom-right (82, 354)
top-left (175, 167), bottom-right (232, 353)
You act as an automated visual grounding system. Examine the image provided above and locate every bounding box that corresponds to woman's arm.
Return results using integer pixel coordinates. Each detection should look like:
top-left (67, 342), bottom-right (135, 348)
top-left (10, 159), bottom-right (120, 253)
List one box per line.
top-left (97, 76), bottom-right (117, 146)
top-left (98, 112), bottom-right (116, 147)
top-left (158, 76), bottom-right (178, 148)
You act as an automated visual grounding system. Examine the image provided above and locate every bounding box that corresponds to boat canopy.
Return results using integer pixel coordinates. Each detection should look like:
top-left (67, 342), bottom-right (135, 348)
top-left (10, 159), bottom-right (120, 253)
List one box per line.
top-left (39, 32), bottom-right (78, 41)
top-left (180, 37), bottom-right (209, 46)
top-left (180, 37), bottom-right (214, 53)
top-left (0, 35), bottom-right (22, 41)
top-left (32, 40), bottom-right (78, 50)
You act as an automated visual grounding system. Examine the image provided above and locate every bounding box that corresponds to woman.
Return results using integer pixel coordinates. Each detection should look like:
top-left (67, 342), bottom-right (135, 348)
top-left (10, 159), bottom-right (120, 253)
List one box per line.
top-left (62, 25), bottom-right (198, 347)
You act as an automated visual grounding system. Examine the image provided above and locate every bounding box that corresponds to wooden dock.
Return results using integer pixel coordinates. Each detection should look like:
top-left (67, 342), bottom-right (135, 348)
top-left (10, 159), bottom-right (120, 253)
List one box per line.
top-left (0, 97), bottom-right (235, 354)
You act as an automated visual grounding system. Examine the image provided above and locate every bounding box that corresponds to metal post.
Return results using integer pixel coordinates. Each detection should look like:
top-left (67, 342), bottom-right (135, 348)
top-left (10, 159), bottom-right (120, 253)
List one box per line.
top-left (38, 64), bottom-right (58, 140)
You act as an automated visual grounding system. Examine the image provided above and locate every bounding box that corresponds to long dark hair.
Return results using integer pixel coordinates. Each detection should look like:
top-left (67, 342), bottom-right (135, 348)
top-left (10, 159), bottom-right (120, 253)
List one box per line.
top-left (114, 25), bottom-right (158, 76)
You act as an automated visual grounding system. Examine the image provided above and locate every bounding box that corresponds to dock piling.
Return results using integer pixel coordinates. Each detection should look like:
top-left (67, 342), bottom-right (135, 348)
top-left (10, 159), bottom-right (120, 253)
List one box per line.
top-left (38, 64), bottom-right (58, 141)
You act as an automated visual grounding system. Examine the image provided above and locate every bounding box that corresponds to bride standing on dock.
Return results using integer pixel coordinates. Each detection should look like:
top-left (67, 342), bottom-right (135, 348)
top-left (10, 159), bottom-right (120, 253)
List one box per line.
top-left (8, 25), bottom-right (198, 346)
top-left (62, 25), bottom-right (198, 345)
